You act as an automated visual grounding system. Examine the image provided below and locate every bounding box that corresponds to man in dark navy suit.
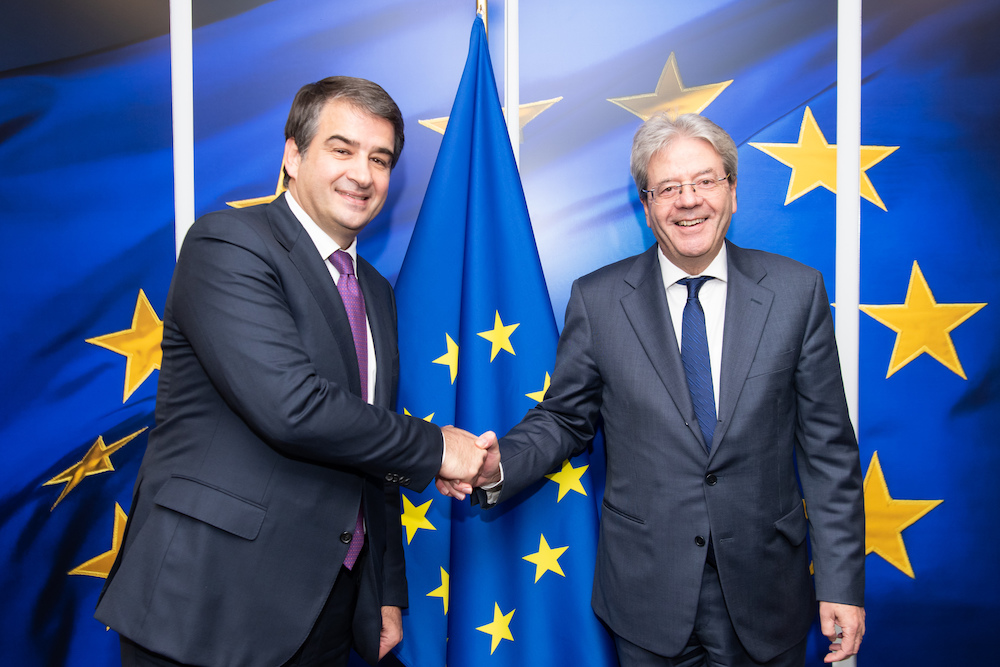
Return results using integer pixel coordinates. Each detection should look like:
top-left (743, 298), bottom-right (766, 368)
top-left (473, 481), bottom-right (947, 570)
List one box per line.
top-left (97, 76), bottom-right (487, 667)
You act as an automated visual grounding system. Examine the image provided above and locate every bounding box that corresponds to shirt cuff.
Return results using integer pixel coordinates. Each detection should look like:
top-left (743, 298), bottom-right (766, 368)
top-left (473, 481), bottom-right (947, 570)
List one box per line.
top-left (482, 463), bottom-right (504, 503)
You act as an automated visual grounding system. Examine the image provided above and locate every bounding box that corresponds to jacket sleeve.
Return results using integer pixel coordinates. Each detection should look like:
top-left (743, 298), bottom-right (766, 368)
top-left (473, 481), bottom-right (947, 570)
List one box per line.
top-left (488, 279), bottom-right (604, 504)
top-left (793, 271), bottom-right (866, 606)
top-left (169, 211), bottom-right (443, 489)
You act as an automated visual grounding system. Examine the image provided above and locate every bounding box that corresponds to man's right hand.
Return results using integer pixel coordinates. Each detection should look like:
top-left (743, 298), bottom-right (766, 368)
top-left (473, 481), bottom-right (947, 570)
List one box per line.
top-left (438, 426), bottom-right (489, 498)
top-left (436, 430), bottom-right (499, 500)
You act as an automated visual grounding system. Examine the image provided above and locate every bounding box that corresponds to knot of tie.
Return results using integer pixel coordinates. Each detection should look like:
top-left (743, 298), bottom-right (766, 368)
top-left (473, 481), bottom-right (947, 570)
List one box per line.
top-left (330, 249), bottom-right (354, 277)
top-left (678, 275), bottom-right (713, 302)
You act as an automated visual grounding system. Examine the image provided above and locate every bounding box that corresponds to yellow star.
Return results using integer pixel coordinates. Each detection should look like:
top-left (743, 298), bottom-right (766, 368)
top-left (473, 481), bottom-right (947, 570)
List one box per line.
top-left (522, 534), bottom-right (569, 583)
top-left (427, 567), bottom-right (450, 615)
top-left (526, 372), bottom-right (551, 403)
top-left (400, 495), bottom-right (436, 544)
top-left (476, 602), bottom-right (515, 654)
top-left (749, 107), bottom-right (899, 210)
top-left (227, 162), bottom-right (287, 208)
top-left (43, 428), bottom-right (147, 511)
top-left (68, 503), bottom-right (127, 579)
top-left (419, 97), bottom-right (563, 139)
top-left (477, 311), bottom-right (519, 362)
top-left (418, 116), bottom-right (450, 135)
top-left (608, 52), bottom-right (732, 121)
top-left (864, 451), bottom-right (942, 578)
top-left (545, 459), bottom-right (589, 502)
top-left (860, 261), bottom-right (986, 379)
top-left (432, 333), bottom-right (459, 384)
top-left (86, 289), bottom-right (163, 403)
top-left (403, 408), bottom-right (436, 422)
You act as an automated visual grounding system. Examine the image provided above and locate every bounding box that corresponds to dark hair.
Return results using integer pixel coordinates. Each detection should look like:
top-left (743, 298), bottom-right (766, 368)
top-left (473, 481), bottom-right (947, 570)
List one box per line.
top-left (631, 113), bottom-right (738, 198)
top-left (283, 76), bottom-right (405, 186)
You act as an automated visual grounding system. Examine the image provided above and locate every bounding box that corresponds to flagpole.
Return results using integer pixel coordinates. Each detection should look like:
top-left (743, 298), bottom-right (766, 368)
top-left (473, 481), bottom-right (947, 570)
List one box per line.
top-left (476, 0), bottom-right (487, 34)
top-left (835, 0), bottom-right (862, 661)
top-left (169, 0), bottom-right (195, 256)
top-left (504, 0), bottom-right (520, 167)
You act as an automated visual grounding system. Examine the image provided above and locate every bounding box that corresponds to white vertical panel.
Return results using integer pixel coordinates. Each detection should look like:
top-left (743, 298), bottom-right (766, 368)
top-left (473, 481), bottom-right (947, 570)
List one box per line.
top-left (836, 0), bottom-right (862, 431)
top-left (504, 0), bottom-right (519, 167)
top-left (836, 0), bottom-right (862, 662)
top-left (169, 0), bottom-right (195, 256)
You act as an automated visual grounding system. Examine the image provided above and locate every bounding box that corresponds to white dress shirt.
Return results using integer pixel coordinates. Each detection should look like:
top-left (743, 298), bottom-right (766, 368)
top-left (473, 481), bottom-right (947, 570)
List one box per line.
top-left (285, 191), bottom-right (378, 404)
top-left (655, 244), bottom-right (728, 411)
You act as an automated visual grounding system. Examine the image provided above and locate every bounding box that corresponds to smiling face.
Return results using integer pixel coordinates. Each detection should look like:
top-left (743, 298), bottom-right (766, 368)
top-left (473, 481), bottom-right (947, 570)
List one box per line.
top-left (642, 136), bottom-right (736, 275)
top-left (283, 98), bottom-right (396, 247)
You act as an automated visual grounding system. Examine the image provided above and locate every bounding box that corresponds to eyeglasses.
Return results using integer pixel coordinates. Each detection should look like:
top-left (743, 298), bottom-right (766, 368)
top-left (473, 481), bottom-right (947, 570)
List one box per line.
top-left (641, 174), bottom-right (730, 205)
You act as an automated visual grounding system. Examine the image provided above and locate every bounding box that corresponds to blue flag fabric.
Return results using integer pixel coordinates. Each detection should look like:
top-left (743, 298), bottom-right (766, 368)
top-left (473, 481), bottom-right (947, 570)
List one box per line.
top-left (393, 17), bottom-right (616, 666)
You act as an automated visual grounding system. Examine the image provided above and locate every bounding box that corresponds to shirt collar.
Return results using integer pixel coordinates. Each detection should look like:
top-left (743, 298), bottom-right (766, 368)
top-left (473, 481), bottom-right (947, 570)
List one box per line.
top-left (283, 191), bottom-right (358, 265)
top-left (656, 242), bottom-right (729, 286)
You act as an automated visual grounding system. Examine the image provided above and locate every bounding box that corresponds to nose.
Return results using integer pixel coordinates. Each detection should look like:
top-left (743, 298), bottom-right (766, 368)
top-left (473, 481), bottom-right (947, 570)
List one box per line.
top-left (346, 155), bottom-right (374, 188)
top-left (675, 183), bottom-right (701, 207)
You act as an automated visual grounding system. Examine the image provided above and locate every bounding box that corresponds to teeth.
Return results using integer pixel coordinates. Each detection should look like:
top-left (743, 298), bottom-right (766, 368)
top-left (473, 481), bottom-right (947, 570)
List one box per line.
top-left (676, 218), bottom-right (705, 227)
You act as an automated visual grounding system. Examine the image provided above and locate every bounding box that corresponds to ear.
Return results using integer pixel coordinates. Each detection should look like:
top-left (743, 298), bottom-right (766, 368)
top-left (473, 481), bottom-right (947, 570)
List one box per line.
top-left (283, 137), bottom-right (301, 183)
top-left (730, 177), bottom-right (737, 214)
top-left (640, 192), bottom-right (653, 227)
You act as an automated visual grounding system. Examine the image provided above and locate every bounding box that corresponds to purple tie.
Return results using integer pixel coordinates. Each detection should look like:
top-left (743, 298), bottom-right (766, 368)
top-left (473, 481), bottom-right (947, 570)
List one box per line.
top-left (330, 250), bottom-right (366, 569)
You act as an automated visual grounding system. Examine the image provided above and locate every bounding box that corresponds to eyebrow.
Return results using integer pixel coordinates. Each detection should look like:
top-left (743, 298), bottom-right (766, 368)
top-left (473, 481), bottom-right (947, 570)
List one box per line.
top-left (654, 167), bottom-right (716, 185)
top-left (324, 134), bottom-right (395, 162)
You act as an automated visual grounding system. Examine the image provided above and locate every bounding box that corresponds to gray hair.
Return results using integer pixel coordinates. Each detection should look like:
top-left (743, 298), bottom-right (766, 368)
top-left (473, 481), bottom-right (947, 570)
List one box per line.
top-left (630, 113), bottom-right (737, 197)
top-left (283, 76), bottom-right (405, 187)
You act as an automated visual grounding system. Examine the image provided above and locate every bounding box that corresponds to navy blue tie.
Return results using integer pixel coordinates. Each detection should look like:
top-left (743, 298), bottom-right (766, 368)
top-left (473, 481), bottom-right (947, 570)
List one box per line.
top-left (678, 276), bottom-right (716, 451)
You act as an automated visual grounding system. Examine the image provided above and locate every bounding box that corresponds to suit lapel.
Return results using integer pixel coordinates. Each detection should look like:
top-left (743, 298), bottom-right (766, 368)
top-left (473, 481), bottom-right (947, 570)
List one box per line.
top-left (620, 247), bottom-right (701, 444)
top-left (713, 241), bottom-right (773, 456)
top-left (266, 197), bottom-right (363, 398)
top-left (357, 259), bottom-right (394, 409)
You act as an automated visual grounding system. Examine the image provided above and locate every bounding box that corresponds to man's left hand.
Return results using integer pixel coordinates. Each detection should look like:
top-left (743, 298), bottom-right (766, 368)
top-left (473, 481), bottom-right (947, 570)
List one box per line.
top-left (819, 601), bottom-right (865, 663)
top-left (379, 606), bottom-right (403, 660)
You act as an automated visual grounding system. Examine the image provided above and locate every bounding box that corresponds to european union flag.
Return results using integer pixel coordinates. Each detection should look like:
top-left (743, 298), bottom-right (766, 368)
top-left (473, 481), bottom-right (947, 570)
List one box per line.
top-left (393, 16), bottom-right (616, 666)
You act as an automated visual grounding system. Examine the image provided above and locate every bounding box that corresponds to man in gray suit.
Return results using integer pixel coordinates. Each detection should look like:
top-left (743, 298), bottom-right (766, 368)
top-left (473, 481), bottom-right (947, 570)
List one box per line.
top-left (443, 113), bottom-right (865, 665)
top-left (96, 76), bottom-right (487, 667)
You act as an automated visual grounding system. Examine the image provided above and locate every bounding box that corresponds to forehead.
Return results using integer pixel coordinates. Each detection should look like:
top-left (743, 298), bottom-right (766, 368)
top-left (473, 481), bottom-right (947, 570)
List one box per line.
top-left (648, 136), bottom-right (725, 181)
top-left (313, 98), bottom-right (395, 148)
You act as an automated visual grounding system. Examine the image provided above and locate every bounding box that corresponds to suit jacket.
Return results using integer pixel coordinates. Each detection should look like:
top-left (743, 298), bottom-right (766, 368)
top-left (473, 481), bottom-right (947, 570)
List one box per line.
top-left (487, 241), bottom-right (864, 661)
top-left (95, 196), bottom-right (442, 667)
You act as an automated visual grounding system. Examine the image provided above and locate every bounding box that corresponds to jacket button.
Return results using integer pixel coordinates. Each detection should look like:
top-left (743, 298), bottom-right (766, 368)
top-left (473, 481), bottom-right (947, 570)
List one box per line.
top-left (340, 532), bottom-right (353, 544)
top-left (706, 474), bottom-right (718, 486)
top-left (695, 535), bottom-right (706, 547)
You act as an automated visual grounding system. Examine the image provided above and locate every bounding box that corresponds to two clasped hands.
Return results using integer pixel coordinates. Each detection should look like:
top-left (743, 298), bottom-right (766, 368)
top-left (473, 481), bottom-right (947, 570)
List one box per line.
top-left (437, 426), bottom-right (502, 500)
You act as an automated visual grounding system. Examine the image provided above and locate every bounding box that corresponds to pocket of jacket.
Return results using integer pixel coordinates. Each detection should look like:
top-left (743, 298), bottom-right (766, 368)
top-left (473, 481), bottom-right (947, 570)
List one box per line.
top-left (154, 475), bottom-right (267, 540)
top-left (746, 348), bottom-right (797, 379)
top-left (602, 498), bottom-right (645, 524)
top-left (774, 502), bottom-right (808, 546)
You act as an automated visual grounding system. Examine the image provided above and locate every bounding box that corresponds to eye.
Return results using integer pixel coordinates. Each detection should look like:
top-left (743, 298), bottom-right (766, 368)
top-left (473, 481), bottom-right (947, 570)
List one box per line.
top-left (371, 156), bottom-right (388, 167)
top-left (698, 178), bottom-right (715, 187)
top-left (661, 184), bottom-right (678, 196)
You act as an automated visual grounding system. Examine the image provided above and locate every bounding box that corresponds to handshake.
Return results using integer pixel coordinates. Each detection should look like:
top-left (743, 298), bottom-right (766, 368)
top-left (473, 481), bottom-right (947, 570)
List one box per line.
top-left (435, 426), bottom-right (502, 501)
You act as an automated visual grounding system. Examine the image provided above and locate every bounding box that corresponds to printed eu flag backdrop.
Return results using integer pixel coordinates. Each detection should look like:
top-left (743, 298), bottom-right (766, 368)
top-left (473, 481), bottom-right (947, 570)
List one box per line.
top-left (1, 0), bottom-right (997, 665)
top-left (0, 15), bottom-right (174, 667)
